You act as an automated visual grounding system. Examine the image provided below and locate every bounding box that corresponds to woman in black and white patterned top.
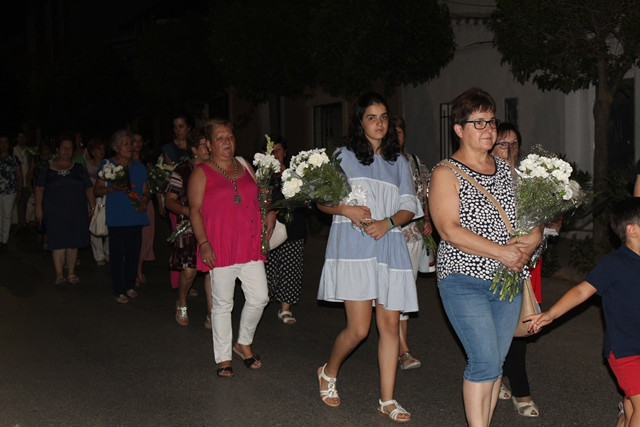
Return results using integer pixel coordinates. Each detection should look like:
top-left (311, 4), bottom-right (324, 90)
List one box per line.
top-left (429, 88), bottom-right (542, 427)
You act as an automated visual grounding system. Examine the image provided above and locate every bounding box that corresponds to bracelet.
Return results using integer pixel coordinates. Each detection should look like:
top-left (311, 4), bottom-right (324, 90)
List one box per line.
top-left (386, 217), bottom-right (395, 230)
top-left (199, 240), bottom-right (209, 248)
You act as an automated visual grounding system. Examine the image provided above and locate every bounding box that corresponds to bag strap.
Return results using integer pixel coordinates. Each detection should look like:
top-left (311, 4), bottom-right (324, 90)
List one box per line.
top-left (437, 159), bottom-right (515, 235)
top-left (235, 156), bottom-right (256, 182)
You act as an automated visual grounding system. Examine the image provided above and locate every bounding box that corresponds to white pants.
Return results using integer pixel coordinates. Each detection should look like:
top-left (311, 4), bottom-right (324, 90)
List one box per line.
top-left (90, 234), bottom-right (109, 262)
top-left (210, 260), bottom-right (269, 364)
top-left (0, 193), bottom-right (17, 243)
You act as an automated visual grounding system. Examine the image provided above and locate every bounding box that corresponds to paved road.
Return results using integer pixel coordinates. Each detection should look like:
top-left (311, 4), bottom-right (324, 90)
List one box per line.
top-left (0, 225), bottom-right (623, 426)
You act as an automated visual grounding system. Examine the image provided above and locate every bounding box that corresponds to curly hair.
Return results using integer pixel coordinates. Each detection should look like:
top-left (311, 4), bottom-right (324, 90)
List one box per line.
top-left (347, 92), bottom-right (399, 165)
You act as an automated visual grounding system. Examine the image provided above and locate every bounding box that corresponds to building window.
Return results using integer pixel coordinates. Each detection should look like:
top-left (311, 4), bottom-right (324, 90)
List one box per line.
top-left (314, 103), bottom-right (342, 148)
top-left (504, 97), bottom-right (518, 127)
top-left (440, 103), bottom-right (455, 158)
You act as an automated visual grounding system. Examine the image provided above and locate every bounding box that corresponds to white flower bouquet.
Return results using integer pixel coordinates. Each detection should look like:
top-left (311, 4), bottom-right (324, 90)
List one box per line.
top-left (253, 135), bottom-right (281, 188)
top-left (148, 163), bottom-right (175, 193)
top-left (491, 147), bottom-right (586, 302)
top-left (277, 146), bottom-right (351, 207)
top-left (99, 161), bottom-right (143, 210)
top-left (98, 162), bottom-right (126, 184)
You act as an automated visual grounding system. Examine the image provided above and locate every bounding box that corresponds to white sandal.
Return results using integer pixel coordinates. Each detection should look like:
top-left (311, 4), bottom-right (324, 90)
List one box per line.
top-left (512, 397), bottom-right (539, 417)
top-left (377, 399), bottom-right (411, 423)
top-left (499, 383), bottom-right (512, 400)
top-left (317, 364), bottom-right (340, 407)
top-left (278, 310), bottom-right (296, 325)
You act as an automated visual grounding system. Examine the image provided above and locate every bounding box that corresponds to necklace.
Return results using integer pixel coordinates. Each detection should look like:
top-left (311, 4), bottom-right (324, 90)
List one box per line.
top-left (211, 157), bottom-right (241, 204)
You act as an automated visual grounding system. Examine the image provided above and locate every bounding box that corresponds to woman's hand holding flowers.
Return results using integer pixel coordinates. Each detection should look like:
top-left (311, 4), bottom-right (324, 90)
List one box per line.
top-left (341, 205), bottom-right (372, 230)
top-left (498, 240), bottom-right (530, 273)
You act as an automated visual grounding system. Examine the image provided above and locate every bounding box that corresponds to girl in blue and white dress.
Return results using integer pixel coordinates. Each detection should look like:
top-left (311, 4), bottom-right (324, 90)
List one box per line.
top-left (316, 92), bottom-right (422, 423)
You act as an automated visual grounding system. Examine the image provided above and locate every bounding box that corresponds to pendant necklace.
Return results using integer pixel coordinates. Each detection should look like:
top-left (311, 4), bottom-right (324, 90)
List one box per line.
top-left (211, 157), bottom-right (241, 204)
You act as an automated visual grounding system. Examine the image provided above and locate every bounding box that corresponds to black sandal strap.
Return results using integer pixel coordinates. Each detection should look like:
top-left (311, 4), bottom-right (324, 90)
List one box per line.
top-left (243, 354), bottom-right (260, 368)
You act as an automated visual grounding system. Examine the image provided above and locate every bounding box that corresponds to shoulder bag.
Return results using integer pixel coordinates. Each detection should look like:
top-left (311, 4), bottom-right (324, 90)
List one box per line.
top-left (89, 196), bottom-right (108, 237)
top-left (438, 160), bottom-right (539, 337)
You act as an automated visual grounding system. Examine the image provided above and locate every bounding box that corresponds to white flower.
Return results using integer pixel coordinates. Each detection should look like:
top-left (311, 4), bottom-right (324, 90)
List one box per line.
top-left (308, 152), bottom-right (329, 168)
top-left (296, 163), bottom-right (306, 177)
top-left (282, 177), bottom-right (303, 198)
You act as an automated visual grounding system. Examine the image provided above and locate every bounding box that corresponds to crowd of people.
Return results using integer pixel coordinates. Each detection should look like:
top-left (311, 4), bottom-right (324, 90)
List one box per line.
top-left (2, 87), bottom-right (640, 426)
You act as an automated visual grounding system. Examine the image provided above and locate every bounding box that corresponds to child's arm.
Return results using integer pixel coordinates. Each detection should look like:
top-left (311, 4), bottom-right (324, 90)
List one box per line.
top-left (524, 281), bottom-right (598, 334)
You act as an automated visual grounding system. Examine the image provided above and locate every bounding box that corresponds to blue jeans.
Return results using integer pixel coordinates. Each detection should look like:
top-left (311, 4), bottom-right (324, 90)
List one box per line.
top-left (438, 273), bottom-right (522, 382)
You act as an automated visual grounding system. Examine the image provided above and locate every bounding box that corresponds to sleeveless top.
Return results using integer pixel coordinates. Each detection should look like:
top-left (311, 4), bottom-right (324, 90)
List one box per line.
top-left (435, 156), bottom-right (517, 282)
top-left (195, 161), bottom-right (264, 271)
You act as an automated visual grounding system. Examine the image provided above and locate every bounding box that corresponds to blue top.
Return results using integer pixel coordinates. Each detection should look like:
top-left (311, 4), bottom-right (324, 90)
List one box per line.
top-left (161, 142), bottom-right (190, 165)
top-left (585, 245), bottom-right (640, 359)
top-left (99, 159), bottom-right (149, 227)
top-left (317, 148), bottom-right (423, 312)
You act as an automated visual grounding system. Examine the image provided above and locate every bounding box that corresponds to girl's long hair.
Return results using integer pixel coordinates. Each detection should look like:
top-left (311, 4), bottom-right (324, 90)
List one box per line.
top-left (347, 92), bottom-right (399, 165)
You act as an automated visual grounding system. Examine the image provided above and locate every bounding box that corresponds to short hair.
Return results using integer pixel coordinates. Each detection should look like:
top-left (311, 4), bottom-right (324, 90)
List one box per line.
top-left (188, 127), bottom-right (207, 152)
top-left (497, 122), bottom-right (522, 148)
top-left (86, 138), bottom-right (105, 159)
top-left (172, 112), bottom-right (193, 130)
top-left (347, 92), bottom-right (399, 165)
top-left (450, 87), bottom-right (496, 126)
top-left (110, 129), bottom-right (132, 150)
top-left (610, 198), bottom-right (640, 242)
top-left (57, 133), bottom-right (75, 150)
top-left (204, 118), bottom-right (233, 141)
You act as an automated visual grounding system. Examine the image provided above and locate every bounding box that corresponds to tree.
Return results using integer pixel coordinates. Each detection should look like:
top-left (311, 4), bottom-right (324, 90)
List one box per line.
top-left (209, 0), bottom-right (315, 104)
top-left (490, 0), bottom-right (640, 248)
top-left (310, 0), bottom-right (455, 98)
top-left (132, 12), bottom-right (226, 114)
top-left (32, 37), bottom-right (137, 136)
top-left (209, 0), bottom-right (455, 101)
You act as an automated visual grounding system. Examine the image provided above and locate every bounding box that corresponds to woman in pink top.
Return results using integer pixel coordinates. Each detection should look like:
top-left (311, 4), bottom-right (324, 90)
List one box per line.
top-left (188, 119), bottom-right (271, 378)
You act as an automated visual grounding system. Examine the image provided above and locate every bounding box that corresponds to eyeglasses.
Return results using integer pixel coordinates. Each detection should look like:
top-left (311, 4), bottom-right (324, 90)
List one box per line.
top-left (495, 140), bottom-right (519, 148)
top-left (461, 118), bottom-right (500, 130)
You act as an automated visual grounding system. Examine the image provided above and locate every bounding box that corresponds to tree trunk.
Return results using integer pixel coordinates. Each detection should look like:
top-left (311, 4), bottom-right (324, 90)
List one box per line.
top-left (592, 84), bottom-right (613, 253)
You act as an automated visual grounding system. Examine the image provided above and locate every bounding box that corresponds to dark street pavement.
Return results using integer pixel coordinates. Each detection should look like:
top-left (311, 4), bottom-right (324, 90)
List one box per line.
top-left (0, 224), bottom-right (623, 426)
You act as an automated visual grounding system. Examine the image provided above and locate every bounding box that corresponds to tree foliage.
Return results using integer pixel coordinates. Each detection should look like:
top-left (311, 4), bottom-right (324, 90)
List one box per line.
top-left (132, 12), bottom-right (225, 113)
top-left (209, 0), bottom-right (455, 102)
top-left (490, 0), bottom-right (640, 249)
top-left (33, 37), bottom-right (136, 136)
top-left (490, 0), bottom-right (640, 94)
top-left (310, 0), bottom-right (455, 98)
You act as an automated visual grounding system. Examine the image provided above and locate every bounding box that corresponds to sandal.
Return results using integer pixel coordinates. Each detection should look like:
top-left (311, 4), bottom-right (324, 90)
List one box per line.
top-left (277, 310), bottom-right (297, 325)
top-left (499, 383), bottom-right (512, 400)
top-left (512, 397), bottom-right (539, 417)
top-left (398, 351), bottom-right (421, 370)
top-left (232, 345), bottom-right (261, 369)
top-left (115, 294), bottom-right (128, 304)
top-left (377, 399), bottom-right (411, 423)
top-left (54, 277), bottom-right (67, 287)
top-left (68, 275), bottom-right (80, 285)
top-left (216, 364), bottom-right (233, 378)
top-left (317, 364), bottom-right (340, 407)
top-left (175, 302), bottom-right (188, 326)
top-left (126, 289), bottom-right (138, 298)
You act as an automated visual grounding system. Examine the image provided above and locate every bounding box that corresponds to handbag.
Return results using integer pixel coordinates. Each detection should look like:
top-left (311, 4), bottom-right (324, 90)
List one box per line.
top-left (438, 160), bottom-right (541, 337)
top-left (89, 196), bottom-right (108, 237)
top-left (236, 156), bottom-right (288, 249)
top-left (269, 219), bottom-right (287, 250)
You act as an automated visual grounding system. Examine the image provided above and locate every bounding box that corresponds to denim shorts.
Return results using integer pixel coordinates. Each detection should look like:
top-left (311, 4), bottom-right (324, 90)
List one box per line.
top-left (438, 273), bottom-right (522, 382)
